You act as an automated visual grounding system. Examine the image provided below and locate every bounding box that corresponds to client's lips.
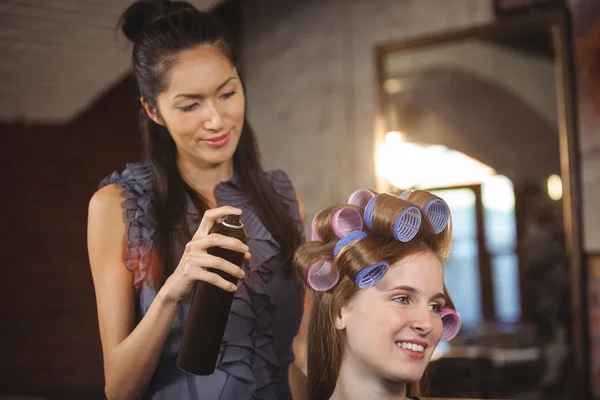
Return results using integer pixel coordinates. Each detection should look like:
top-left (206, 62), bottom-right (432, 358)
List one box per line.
top-left (203, 131), bottom-right (231, 148)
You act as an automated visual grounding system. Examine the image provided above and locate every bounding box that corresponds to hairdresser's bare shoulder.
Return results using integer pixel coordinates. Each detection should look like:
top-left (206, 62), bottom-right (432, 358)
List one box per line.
top-left (87, 183), bottom-right (129, 273)
top-left (89, 183), bottom-right (128, 226)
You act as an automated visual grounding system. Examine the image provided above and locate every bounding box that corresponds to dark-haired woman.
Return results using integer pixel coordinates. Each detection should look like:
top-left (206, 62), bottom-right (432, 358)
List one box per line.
top-left (87, 1), bottom-right (307, 399)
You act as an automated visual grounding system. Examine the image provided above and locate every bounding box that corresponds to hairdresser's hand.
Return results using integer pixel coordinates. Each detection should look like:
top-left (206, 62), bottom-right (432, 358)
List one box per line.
top-left (159, 206), bottom-right (251, 303)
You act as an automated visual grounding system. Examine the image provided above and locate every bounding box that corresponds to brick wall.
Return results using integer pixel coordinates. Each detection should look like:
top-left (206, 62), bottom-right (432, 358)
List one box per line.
top-left (0, 75), bottom-right (141, 398)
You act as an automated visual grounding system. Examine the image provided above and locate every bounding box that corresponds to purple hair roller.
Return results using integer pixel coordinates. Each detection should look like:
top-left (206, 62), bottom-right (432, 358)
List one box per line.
top-left (399, 190), bottom-right (450, 234)
top-left (307, 259), bottom-right (339, 291)
top-left (423, 197), bottom-right (450, 234)
top-left (398, 189), bottom-right (414, 200)
top-left (440, 308), bottom-right (461, 342)
top-left (348, 189), bottom-right (375, 209)
top-left (363, 195), bottom-right (421, 242)
top-left (354, 261), bottom-right (389, 288)
top-left (333, 230), bottom-right (367, 256)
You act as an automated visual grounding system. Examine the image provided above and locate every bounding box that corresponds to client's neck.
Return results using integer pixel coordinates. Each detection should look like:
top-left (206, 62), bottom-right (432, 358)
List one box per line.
top-left (329, 356), bottom-right (409, 400)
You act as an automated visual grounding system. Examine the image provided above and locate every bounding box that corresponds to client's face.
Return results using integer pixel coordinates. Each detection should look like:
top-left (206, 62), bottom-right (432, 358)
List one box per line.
top-left (337, 250), bottom-right (445, 384)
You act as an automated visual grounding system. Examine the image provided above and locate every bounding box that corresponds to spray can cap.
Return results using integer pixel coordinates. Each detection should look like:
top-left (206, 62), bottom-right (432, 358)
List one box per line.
top-left (223, 214), bottom-right (243, 228)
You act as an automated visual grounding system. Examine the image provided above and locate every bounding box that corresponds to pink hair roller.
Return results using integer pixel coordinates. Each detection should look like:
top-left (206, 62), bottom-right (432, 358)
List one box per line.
top-left (331, 207), bottom-right (363, 237)
top-left (311, 207), bottom-right (364, 241)
top-left (307, 259), bottom-right (340, 291)
top-left (348, 189), bottom-right (375, 209)
top-left (440, 308), bottom-right (461, 342)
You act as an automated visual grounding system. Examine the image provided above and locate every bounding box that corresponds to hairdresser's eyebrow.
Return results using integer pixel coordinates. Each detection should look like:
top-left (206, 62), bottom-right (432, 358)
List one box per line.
top-left (388, 285), bottom-right (446, 303)
top-left (173, 76), bottom-right (236, 100)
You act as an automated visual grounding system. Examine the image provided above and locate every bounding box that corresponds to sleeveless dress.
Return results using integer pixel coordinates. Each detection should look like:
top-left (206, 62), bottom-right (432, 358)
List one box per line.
top-left (99, 161), bottom-right (305, 400)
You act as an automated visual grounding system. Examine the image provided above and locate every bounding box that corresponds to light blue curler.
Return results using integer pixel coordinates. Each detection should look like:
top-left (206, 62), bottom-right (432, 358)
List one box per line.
top-left (355, 261), bottom-right (389, 288)
top-left (364, 195), bottom-right (421, 242)
top-left (333, 230), bottom-right (367, 257)
top-left (399, 190), bottom-right (450, 234)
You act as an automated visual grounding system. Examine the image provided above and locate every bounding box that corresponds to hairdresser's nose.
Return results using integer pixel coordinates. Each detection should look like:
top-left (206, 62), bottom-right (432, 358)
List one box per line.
top-left (203, 101), bottom-right (225, 132)
top-left (409, 306), bottom-right (435, 336)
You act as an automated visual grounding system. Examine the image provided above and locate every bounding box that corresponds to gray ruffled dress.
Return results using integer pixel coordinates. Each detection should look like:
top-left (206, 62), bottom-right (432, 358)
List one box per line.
top-left (99, 162), bottom-right (305, 400)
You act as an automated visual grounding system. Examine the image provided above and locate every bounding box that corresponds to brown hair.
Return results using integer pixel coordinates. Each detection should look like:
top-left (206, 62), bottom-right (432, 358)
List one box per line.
top-left (294, 191), bottom-right (454, 400)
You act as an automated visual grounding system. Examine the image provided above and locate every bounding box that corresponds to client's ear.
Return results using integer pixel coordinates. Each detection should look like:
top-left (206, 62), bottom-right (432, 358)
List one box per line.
top-left (335, 306), bottom-right (347, 330)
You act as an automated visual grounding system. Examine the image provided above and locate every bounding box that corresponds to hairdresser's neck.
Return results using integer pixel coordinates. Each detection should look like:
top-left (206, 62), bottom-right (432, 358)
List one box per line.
top-left (330, 356), bottom-right (408, 400)
top-left (177, 153), bottom-right (234, 208)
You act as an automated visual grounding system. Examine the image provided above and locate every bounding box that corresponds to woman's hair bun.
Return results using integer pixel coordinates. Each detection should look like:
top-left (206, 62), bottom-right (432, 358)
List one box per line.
top-left (119, 0), bottom-right (194, 42)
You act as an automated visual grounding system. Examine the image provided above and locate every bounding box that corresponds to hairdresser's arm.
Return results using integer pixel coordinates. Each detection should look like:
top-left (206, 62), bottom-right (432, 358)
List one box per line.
top-left (289, 360), bottom-right (308, 400)
top-left (88, 185), bottom-right (248, 400)
top-left (88, 184), bottom-right (178, 400)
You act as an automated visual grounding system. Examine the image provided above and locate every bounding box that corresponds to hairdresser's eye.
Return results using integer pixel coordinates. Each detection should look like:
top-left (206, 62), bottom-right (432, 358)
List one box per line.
top-left (429, 303), bottom-right (442, 314)
top-left (221, 91), bottom-right (236, 100)
top-left (392, 296), bottom-right (409, 305)
top-left (180, 103), bottom-right (198, 112)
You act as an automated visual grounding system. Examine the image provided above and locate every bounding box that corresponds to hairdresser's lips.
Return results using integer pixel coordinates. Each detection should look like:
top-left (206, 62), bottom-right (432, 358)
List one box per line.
top-left (395, 339), bottom-right (428, 360)
top-left (202, 131), bottom-right (231, 148)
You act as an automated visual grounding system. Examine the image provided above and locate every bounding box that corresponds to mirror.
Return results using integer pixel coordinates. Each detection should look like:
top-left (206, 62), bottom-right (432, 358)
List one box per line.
top-left (374, 10), bottom-right (588, 399)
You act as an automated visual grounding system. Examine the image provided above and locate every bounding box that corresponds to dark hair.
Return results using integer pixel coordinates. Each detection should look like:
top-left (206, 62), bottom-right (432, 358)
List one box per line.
top-left (119, 0), bottom-right (303, 286)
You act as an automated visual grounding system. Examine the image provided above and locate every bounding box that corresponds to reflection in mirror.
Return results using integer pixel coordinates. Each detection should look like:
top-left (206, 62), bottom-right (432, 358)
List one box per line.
top-left (377, 16), bottom-right (580, 400)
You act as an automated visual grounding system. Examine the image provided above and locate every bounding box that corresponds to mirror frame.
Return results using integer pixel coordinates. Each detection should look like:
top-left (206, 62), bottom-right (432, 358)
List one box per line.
top-left (373, 8), bottom-right (590, 398)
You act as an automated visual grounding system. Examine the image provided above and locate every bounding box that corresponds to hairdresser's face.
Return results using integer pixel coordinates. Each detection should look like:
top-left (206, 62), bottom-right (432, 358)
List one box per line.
top-left (337, 251), bottom-right (445, 384)
top-left (152, 45), bottom-right (245, 167)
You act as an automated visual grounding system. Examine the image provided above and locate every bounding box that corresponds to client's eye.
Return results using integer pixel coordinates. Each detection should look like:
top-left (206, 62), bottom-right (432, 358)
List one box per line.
top-left (429, 303), bottom-right (442, 313)
top-left (392, 296), bottom-right (409, 305)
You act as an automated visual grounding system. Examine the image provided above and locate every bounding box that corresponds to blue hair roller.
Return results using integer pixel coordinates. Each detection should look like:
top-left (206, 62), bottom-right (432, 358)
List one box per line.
top-left (364, 195), bottom-right (421, 242)
top-left (333, 230), bottom-right (367, 257)
top-left (354, 261), bottom-right (389, 288)
top-left (399, 190), bottom-right (450, 234)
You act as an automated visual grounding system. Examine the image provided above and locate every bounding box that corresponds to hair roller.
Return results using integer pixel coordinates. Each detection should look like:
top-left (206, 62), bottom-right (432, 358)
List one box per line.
top-left (294, 241), bottom-right (339, 290)
top-left (354, 261), bottom-right (389, 289)
top-left (335, 235), bottom-right (389, 289)
top-left (312, 206), bottom-right (364, 242)
top-left (364, 194), bottom-right (421, 242)
top-left (440, 308), bottom-right (461, 341)
top-left (399, 190), bottom-right (450, 234)
top-left (306, 259), bottom-right (340, 291)
top-left (348, 189), bottom-right (376, 209)
top-left (333, 230), bottom-right (367, 256)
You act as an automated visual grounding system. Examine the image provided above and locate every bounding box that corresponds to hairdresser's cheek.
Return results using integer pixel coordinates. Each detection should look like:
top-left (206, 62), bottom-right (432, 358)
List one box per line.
top-left (169, 115), bottom-right (201, 142)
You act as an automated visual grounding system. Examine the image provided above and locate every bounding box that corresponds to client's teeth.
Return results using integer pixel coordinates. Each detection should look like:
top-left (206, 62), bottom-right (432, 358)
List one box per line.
top-left (396, 342), bottom-right (425, 352)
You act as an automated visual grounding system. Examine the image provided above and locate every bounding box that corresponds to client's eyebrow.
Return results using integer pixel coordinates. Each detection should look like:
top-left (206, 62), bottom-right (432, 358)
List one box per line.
top-left (388, 285), bottom-right (446, 303)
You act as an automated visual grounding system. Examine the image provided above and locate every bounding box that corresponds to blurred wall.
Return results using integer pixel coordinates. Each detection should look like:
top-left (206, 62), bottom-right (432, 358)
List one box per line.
top-left (240, 0), bottom-right (494, 236)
